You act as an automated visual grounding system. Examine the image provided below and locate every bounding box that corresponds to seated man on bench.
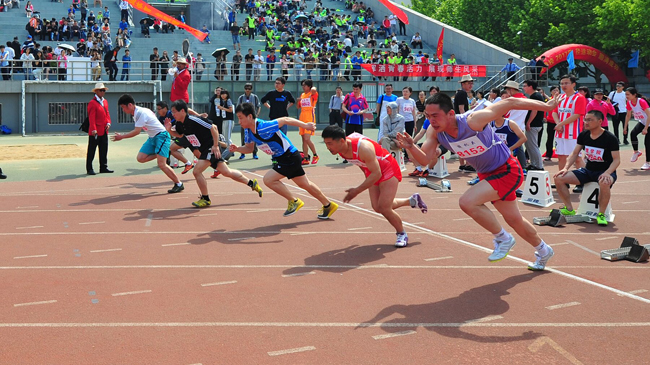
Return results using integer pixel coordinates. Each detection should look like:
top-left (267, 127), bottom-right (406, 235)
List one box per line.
top-left (553, 110), bottom-right (620, 226)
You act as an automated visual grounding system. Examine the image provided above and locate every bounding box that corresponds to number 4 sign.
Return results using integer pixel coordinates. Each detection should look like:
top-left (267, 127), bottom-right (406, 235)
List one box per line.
top-left (576, 182), bottom-right (615, 222)
top-left (520, 171), bottom-right (555, 207)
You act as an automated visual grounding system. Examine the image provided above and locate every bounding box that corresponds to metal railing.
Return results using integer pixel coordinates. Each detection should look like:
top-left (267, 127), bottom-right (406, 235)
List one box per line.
top-left (476, 66), bottom-right (550, 92)
top-left (0, 59), bottom-right (502, 84)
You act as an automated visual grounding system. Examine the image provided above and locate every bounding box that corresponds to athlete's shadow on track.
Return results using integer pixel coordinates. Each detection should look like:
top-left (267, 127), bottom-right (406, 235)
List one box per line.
top-left (359, 272), bottom-right (548, 343)
top-left (282, 242), bottom-right (422, 275)
top-left (69, 192), bottom-right (161, 206)
top-left (187, 220), bottom-right (321, 245)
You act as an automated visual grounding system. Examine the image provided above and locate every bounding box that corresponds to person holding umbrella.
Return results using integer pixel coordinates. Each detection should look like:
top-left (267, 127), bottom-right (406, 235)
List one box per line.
top-left (140, 17), bottom-right (153, 38)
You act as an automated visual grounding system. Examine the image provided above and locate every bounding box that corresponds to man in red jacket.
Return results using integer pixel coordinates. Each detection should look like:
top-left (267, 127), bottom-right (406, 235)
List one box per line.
top-left (86, 82), bottom-right (113, 175)
top-left (170, 57), bottom-right (190, 103)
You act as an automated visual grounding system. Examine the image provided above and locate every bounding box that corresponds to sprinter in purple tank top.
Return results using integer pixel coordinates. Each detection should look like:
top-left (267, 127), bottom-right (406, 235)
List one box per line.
top-left (396, 93), bottom-right (560, 270)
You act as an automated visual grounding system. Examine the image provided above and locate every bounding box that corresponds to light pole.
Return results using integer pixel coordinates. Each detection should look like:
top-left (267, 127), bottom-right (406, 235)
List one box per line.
top-left (517, 31), bottom-right (523, 59)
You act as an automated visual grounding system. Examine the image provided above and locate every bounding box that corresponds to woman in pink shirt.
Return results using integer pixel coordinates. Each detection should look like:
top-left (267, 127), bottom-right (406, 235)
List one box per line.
top-left (585, 88), bottom-right (616, 130)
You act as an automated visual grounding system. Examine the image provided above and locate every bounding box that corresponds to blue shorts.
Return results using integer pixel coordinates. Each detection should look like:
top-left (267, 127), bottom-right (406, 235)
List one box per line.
top-left (139, 131), bottom-right (171, 158)
top-left (572, 168), bottom-right (617, 186)
top-left (232, 35), bottom-right (240, 44)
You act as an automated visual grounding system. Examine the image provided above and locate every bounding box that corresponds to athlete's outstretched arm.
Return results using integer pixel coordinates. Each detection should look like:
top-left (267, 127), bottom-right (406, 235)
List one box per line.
top-left (276, 116), bottom-right (315, 131)
top-left (396, 128), bottom-right (439, 167)
top-left (467, 95), bottom-right (560, 132)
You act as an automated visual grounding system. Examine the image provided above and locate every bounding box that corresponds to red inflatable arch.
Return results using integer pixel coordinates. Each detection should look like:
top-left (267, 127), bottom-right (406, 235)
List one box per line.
top-left (539, 44), bottom-right (628, 86)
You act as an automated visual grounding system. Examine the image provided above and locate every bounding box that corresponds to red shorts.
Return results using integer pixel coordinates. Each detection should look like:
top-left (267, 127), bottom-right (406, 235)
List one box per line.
top-left (363, 157), bottom-right (403, 185)
top-left (477, 156), bottom-right (523, 202)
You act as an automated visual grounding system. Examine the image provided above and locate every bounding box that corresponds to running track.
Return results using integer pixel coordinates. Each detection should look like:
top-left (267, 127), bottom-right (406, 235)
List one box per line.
top-left (1, 158), bottom-right (649, 364)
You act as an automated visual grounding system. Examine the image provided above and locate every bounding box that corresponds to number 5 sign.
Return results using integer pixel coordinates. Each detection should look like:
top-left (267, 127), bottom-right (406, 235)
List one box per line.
top-left (520, 171), bottom-right (555, 207)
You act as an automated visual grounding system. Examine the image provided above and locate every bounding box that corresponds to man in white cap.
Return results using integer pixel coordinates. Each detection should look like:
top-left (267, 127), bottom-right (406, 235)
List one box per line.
top-left (170, 57), bottom-right (190, 103)
top-left (86, 82), bottom-right (113, 175)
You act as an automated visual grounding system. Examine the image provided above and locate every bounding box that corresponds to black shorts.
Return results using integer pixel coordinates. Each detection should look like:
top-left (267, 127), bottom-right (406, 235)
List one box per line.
top-left (572, 168), bottom-right (617, 187)
top-left (198, 148), bottom-right (225, 169)
top-left (172, 136), bottom-right (193, 149)
top-left (345, 123), bottom-right (363, 136)
top-left (272, 151), bottom-right (305, 179)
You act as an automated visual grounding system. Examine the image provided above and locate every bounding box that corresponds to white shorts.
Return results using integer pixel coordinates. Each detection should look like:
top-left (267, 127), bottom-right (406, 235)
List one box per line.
top-left (555, 137), bottom-right (577, 156)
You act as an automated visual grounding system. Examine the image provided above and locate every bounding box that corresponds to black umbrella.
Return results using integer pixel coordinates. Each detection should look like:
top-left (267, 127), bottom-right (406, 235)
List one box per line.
top-left (139, 17), bottom-right (155, 26)
top-left (211, 48), bottom-right (230, 59)
top-left (294, 14), bottom-right (308, 22)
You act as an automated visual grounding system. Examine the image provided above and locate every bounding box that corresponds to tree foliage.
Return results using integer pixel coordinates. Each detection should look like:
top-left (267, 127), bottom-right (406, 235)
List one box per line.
top-left (410, 0), bottom-right (647, 66)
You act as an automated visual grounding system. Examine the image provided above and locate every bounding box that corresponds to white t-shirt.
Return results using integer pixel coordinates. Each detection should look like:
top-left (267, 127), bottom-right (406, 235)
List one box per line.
top-left (253, 55), bottom-right (264, 69)
top-left (608, 90), bottom-right (627, 113)
top-left (396, 97), bottom-right (416, 122)
top-left (134, 106), bottom-right (166, 137)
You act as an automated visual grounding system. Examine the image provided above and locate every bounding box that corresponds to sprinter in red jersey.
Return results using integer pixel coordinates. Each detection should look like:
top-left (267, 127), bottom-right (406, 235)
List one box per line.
top-left (322, 125), bottom-right (427, 248)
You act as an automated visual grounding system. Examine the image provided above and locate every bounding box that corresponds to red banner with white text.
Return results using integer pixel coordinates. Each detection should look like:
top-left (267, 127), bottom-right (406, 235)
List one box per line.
top-left (361, 64), bottom-right (487, 77)
top-left (126, 0), bottom-right (207, 42)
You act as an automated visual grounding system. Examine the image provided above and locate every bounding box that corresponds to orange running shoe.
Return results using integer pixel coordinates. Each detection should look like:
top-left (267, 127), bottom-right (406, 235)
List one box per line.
top-left (210, 170), bottom-right (221, 178)
top-left (181, 164), bottom-right (194, 174)
top-left (311, 155), bottom-right (319, 164)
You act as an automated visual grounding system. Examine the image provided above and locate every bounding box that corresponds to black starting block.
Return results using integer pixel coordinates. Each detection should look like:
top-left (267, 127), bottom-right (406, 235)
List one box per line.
top-left (417, 177), bottom-right (452, 192)
top-left (533, 209), bottom-right (593, 227)
top-left (601, 236), bottom-right (650, 263)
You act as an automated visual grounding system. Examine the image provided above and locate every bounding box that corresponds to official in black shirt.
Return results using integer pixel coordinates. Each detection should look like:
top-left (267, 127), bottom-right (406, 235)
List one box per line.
top-left (553, 110), bottom-right (620, 225)
top-left (261, 77), bottom-right (295, 135)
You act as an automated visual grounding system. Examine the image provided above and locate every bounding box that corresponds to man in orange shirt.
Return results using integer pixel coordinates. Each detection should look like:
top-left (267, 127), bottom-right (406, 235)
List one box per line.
top-left (297, 79), bottom-right (319, 165)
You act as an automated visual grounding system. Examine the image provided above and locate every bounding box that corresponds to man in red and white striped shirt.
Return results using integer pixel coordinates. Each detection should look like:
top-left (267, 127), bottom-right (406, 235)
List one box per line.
top-left (552, 75), bottom-right (586, 176)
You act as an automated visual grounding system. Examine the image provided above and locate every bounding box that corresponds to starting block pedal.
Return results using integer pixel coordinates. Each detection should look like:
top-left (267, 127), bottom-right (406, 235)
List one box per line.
top-left (601, 236), bottom-right (650, 263)
top-left (533, 209), bottom-right (593, 227)
top-left (417, 177), bottom-right (452, 192)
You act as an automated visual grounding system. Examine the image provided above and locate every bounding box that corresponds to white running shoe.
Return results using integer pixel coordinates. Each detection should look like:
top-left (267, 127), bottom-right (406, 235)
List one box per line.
top-left (488, 236), bottom-right (516, 262)
top-left (641, 162), bottom-right (650, 171)
top-left (528, 246), bottom-right (555, 271)
top-left (395, 232), bottom-right (408, 248)
top-left (631, 151), bottom-right (643, 162)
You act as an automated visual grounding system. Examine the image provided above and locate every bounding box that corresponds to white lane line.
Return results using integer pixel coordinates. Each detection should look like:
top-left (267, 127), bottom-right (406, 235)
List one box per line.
top-left (246, 209), bottom-right (269, 213)
top-left (89, 248), bottom-right (122, 253)
top-left (566, 240), bottom-right (600, 256)
top-left (244, 170), bottom-right (650, 305)
top-left (145, 213), bottom-right (153, 227)
top-left (201, 281), bottom-right (237, 287)
top-left (452, 218), bottom-right (473, 221)
top-left (196, 213), bottom-right (219, 217)
top-left (411, 222), bottom-right (426, 225)
top-left (464, 315), bottom-right (503, 323)
top-left (79, 221), bottom-right (105, 225)
top-left (111, 290), bottom-right (152, 297)
top-left (348, 227), bottom-right (372, 231)
top-left (2, 265), bottom-right (650, 270)
top-left (622, 201), bottom-right (639, 204)
top-left (161, 242), bottom-right (190, 247)
top-left (546, 302), bottom-right (581, 310)
top-left (550, 242), bottom-right (570, 246)
top-left (16, 226), bottom-right (43, 230)
top-left (595, 236), bottom-right (618, 241)
top-left (424, 256), bottom-right (454, 262)
top-left (1, 322), bottom-right (650, 328)
top-left (618, 289), bottom-right (648, 297)
top-left (167, 197), bottom-right (187, 200)
top-left (227, 237), bottom-right (257, 241)
top-left (14, 300), bottom-right (57, 307)
top-left (268, 346), bottom-right (316, 356)
top-left (16, 206), bottom-right (39, 209)
top-left (13, 254), bottom-right (47, 259)
top-left (372, 330), bottom-right (417, 340)
top-left (282, 272), bottom-right (315, 278)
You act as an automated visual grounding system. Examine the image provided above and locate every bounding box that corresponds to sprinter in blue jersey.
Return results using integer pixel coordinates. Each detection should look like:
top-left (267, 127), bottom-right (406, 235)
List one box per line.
top-left (231, 102), bottom-right (339, 219)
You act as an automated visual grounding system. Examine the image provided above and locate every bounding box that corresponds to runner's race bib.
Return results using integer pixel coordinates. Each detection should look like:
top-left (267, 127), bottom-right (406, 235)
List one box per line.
top-left (449, 135), bottom-right (488, 158)
top-left (258, 143), bottom-right (274, 155)
top-left (495, 133), bottom-right (508, 143)
top-left (186, 134), bottom-right (201, 147)
top-left (633, 112), bottom-right (647, 124)
top-left (300, 98), bottom-right (311, 107)
top-left (584, 146), bottom-right (604, 162)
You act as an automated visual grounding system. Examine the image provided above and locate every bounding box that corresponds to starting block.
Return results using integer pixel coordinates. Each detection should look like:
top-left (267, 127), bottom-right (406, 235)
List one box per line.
top-left (391, 150), bottom-right (407, 172)
top-left (417, 177), bottom-right (452, 192)
top-left (429, 155), bottom-right (449, 178)
top-left (601, 236), bottom-right (650, 263)
top-left (533, 209), bottom-right (593, 227)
